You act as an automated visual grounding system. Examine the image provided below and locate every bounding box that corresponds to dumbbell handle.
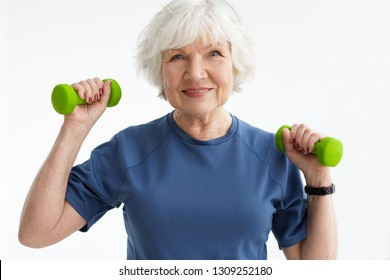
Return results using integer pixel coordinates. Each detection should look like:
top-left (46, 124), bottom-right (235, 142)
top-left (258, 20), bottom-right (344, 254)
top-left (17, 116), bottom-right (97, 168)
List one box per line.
top-left (275, 125), bottom-right (343, 167)
top-left (51, 78), bottom-right (121, 114)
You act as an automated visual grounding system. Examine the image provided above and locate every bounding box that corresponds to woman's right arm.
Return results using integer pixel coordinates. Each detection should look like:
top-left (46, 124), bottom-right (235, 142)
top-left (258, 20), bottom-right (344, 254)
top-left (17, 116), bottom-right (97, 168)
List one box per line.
top-left (18, 78), bottom-right (112, 248)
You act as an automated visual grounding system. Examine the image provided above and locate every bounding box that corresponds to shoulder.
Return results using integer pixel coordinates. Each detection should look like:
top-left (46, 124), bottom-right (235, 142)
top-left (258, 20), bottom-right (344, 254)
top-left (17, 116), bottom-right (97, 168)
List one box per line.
top-left (93, 114), bottom-right (173, 167)
top-left (235, 117), bottom-right (276, 161)
top-left (234, 117), bottom-right (299, 186)
top-left (116, 114), bottom-right (171, 144)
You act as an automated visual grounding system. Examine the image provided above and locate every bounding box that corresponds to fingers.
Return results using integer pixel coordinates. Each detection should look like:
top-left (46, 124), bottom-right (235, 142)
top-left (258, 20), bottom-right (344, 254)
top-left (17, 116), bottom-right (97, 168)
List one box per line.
top-left (289, 124), bottom-right (325, 154)
top-left (71, 77), bottom-right (104, 104)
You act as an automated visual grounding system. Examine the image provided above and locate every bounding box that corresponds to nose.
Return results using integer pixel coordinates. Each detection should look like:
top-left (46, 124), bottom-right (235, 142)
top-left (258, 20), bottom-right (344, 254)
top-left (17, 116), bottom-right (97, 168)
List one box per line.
top-left (184, 57), bottom-right (207, 82)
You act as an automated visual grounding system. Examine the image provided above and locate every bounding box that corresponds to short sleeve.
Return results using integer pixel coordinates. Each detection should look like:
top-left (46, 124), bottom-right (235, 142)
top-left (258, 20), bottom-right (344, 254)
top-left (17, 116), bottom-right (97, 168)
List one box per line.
top-left (65, 135), bottom-right (124, 232)
top-left (271, 152), bottom-right (307, 249)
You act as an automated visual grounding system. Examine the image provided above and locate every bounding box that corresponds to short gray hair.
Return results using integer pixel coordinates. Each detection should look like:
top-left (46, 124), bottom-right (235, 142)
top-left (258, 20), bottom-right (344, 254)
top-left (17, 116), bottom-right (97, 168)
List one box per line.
top-left (136, 0), bottom-right (255, 99)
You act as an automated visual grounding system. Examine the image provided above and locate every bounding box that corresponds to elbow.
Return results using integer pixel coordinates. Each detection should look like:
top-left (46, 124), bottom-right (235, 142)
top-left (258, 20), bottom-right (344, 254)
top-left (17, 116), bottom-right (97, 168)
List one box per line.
top-left (18, 231), bottom-right (39, 249)
top-left (321, 250), bottom-right (338, 260)
top-left (18, 227), bottom-right (50, 249)
top-left (297, 237), bottom-right (338, 260)
top-left (301, 247), bottom-right (338, 260)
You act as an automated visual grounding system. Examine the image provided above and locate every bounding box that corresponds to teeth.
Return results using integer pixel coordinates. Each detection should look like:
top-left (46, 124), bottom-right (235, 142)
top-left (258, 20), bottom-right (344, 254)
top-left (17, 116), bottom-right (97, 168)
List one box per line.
top-left (186, 89), bottom-right (208, 93)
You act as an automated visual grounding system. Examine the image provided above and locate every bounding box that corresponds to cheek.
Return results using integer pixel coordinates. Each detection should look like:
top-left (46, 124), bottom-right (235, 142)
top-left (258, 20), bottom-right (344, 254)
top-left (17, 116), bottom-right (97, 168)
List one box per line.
top-left (162, 67), bottom-right (183, 105)
top-left (213, 66), bottom-right (235, 90)
top-left (162, 66), bottom-right (181, 90)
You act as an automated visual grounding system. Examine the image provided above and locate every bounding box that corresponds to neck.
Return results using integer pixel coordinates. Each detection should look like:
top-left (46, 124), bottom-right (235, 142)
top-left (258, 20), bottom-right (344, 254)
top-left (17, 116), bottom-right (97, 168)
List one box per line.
top-left (173, 108), bottom-right (232, 141)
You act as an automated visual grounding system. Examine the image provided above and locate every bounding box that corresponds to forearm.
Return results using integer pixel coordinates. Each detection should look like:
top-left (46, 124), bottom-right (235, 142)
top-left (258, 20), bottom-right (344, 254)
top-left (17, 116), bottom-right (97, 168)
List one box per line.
top-left (19, 123), bottom-right (90, 244)
top-left (281, 125), bottom-right (338, 259)
top-left (300, 174), bottom-right (338, 259)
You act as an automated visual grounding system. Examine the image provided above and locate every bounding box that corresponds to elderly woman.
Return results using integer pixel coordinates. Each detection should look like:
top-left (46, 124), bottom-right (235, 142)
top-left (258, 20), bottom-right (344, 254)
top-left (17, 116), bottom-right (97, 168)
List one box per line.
top-left (19, 0), bottom-right (337, 260)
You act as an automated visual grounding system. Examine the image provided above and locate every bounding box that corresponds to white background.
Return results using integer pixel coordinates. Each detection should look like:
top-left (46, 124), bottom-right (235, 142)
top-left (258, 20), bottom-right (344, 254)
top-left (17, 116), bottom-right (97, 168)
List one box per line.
top-left (1, 0), bottom-right (390, 260)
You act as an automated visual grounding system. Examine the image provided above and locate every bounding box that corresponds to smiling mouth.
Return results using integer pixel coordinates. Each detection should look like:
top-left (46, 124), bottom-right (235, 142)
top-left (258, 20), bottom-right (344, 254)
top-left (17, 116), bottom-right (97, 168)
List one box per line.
top-left (182, 88), bottom-right (212, 98)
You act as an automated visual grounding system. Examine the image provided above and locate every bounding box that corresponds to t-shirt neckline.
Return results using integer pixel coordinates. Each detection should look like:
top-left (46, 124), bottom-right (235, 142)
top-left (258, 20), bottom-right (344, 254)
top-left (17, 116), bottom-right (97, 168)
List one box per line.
top-left (167, 111), bottom-right (238, 146)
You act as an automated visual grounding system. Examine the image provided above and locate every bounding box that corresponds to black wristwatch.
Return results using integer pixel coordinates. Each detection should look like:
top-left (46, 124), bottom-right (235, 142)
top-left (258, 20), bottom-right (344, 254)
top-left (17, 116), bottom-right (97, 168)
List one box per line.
top-left (304, 184), bottom-right (335, 196)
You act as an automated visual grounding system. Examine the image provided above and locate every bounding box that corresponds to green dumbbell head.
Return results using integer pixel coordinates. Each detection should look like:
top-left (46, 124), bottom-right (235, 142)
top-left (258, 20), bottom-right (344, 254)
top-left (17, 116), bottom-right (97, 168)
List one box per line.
top-left (275, 125), bottom-right (343, 167)
top-left (51, 78), bottom-right (121, 114)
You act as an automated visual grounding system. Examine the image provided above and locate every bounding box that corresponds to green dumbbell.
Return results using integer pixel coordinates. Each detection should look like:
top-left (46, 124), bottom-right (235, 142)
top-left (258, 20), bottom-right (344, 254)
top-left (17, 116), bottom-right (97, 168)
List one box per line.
top-left (51, 78), bottom-right (121, 114)
top-left (275, 125), bottom-right (343, 167)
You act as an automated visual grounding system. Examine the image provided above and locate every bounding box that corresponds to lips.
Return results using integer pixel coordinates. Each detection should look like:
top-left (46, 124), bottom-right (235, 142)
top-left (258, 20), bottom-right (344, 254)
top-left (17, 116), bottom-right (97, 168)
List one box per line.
top-left (182, 87), bottom-right (212, 98)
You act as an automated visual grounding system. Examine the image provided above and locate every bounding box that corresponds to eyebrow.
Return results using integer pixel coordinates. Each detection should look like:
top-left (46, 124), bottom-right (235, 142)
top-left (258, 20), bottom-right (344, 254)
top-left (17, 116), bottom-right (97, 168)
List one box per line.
top-left (166, 44), bottom-right (225, 53)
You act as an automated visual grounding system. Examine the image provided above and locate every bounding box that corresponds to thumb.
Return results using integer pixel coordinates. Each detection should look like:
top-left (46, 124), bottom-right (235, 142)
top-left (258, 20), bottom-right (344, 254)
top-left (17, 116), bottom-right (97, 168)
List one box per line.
top-left (99, 80), bottom-right (112, 105)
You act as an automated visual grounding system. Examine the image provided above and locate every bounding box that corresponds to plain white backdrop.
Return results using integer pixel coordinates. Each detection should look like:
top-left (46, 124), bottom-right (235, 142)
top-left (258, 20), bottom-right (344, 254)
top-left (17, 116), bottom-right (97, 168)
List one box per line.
top-left (1, 0), bottom-right (390, 260)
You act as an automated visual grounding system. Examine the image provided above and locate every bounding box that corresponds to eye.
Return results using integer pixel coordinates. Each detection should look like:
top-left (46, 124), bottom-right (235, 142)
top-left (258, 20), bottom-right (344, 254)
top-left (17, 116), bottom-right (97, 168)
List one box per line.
top-left (170, 54), bottom-right (186, 61)
top-left (208, 50), bottom-right (223, 57)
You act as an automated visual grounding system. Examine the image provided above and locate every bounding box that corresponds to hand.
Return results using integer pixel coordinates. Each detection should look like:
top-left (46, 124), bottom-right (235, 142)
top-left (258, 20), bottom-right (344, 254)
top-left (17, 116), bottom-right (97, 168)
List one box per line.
top-left (64, 77), bottom-right (112, 130)
top-left (282, 124), bottom-right (332, 187)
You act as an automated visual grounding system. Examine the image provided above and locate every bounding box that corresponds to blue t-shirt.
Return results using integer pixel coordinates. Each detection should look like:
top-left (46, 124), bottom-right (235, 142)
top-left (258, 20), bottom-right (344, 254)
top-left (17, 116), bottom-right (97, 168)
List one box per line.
top-left (66, 112), bottom-right (307, 259)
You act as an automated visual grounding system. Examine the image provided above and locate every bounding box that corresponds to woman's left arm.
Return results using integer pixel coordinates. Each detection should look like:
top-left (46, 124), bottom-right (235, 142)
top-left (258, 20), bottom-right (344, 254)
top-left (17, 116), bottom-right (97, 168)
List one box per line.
top-left (281, 124), bottom-right (338, 260)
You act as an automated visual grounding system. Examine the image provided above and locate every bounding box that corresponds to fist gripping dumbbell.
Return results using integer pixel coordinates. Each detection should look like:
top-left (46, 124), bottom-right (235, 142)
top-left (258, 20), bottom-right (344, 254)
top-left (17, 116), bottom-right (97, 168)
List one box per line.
top-left (51, 78), bottom-right (122, 114)
top-left (275, 125), bottom-right (343, 167)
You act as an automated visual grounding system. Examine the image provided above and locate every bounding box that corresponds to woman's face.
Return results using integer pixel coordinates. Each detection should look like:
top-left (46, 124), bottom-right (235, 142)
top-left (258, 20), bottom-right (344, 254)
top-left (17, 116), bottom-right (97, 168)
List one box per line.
top-left (162, 39), bottom-right (237, 118)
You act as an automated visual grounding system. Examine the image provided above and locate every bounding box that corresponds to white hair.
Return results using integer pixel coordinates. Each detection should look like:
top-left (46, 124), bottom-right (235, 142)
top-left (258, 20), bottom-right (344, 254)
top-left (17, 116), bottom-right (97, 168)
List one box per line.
top-left (137, 0), bottom-right (255, 99)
